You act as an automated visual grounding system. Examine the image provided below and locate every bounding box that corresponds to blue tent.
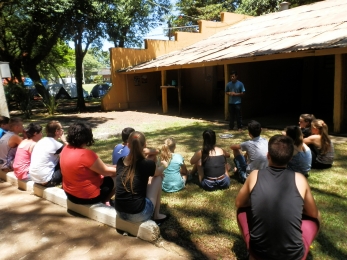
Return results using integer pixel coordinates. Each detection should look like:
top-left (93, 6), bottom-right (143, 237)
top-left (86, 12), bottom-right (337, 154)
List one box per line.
top-left (23, 78), bottom-right (48, 88)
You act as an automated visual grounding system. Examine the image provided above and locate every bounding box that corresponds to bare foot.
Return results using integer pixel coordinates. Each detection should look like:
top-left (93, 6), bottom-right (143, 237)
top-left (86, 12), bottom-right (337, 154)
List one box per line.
top-left (153, 213), bottom-right (167, 220)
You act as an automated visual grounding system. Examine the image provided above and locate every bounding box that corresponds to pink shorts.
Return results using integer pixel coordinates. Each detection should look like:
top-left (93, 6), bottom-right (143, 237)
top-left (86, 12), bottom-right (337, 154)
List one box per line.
top-left (237, 207), bottom-right (319, 260)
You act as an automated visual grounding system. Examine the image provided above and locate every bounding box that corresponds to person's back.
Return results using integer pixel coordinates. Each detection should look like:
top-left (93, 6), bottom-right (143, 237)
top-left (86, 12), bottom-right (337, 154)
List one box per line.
top-left (0, 117), bottom-right (23, 170)
top-left (236, 135), bottom-right (320, 260)
top-left (0, 132), bottom-right (16, 169)
top-left (241, 136), bottom-right (268, 172)
top-left (287, 144), bottom-right (312, 177)
top-left (112, 127), bottom-right (134, 164)
top-left (250, 168), bottom-right (304, 259)
top-left (162, 153), bottom-right (186, 192)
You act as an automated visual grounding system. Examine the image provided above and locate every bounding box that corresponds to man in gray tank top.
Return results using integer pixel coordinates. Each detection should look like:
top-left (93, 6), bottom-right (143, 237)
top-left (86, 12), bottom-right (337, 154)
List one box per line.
top-left (235, 135), bottom-right (321, 260)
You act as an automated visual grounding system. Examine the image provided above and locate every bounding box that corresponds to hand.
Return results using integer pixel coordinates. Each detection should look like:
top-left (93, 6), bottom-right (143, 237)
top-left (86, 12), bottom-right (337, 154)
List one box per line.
top-left (161, 160), bottom-right (169, 168)
top-left (60, 133), bottom-right (67, 143)
top-left (231, 92), bottom-right (236, 96)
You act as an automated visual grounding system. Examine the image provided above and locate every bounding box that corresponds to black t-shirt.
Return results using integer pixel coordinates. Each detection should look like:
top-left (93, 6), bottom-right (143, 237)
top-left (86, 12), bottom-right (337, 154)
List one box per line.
top-left (115, 157), bottom-right (156, 214)
top-left (250, 167), bottom-right (304, 260)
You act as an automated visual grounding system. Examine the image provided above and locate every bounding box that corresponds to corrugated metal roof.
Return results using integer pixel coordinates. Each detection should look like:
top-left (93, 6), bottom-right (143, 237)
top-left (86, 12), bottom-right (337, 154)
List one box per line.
top-left (124, 0), bottom-right (347, 72)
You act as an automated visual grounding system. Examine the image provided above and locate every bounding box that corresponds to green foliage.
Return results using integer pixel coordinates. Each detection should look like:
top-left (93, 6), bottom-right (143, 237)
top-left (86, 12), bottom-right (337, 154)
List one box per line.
top-left (173, 0), bottom-right (239, 31)
top-left (236, 0), bottom-right (322, 16)
top-left (92, 75), bottom-right (103, 84)
top-left (42, 95), bottom-right (59, 115)
top-left (105, 0), bottom-right (171, 48)
top-left (6, 83), bottom-right (33, 119)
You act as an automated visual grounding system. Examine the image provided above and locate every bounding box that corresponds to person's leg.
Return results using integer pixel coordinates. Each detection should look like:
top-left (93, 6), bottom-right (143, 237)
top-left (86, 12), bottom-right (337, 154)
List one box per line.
top-left (237, 207), bottom-right (251, 250)
top-left (229, 104), bottom-right (235, 130)
top-left (301, 216), bottom-right (320, 260)
top-left (99, 176), bottom-right (116, 204)
top-left (236, 103), bottom-right (243, 129)
top-left (233, 153), bottom-right (247, 183)
top-left (147, 176), bottom-right (166, 220)
top-left (44, 168), bottom-right (62, 187)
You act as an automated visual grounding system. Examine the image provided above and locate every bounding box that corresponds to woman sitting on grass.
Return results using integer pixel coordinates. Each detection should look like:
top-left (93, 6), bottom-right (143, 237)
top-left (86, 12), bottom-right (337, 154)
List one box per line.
top-left (115, 131), bottom-right (169, 225)
top-left (299, 113), bottom-right (315, 138)
top-left (160, 138), bottom-right (190, 193)
top-left (190, 129), bottom-right (230, 191)
top-left (304, 119), bottom-right (334, 169)
top-left (60, 122), bottom-right (117, 205)
top-left (13, 123), bottom-right (43, 180)
top-left (284, 125), bottom-right (311, 177)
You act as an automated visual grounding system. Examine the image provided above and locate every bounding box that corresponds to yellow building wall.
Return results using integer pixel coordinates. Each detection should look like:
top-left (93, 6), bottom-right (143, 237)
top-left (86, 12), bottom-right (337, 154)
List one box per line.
top-left (102, 13), bottom-right (251, 111)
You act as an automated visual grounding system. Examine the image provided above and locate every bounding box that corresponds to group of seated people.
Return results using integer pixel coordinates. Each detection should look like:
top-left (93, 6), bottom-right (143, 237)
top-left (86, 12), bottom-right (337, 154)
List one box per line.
top-left (0, 113), bottom-right (332, 259)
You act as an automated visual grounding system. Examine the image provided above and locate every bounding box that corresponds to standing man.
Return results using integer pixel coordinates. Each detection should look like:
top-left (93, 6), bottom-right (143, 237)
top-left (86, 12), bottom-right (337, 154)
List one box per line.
top-left (235, 135), bottom-right (320, 260)
top-left (225, 70), bottom-right (245, 131)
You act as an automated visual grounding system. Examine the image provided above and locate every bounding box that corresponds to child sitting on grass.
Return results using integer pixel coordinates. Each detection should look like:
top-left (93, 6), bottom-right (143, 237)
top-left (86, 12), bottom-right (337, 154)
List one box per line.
top-left (160, 138), bottom-right (190, 193)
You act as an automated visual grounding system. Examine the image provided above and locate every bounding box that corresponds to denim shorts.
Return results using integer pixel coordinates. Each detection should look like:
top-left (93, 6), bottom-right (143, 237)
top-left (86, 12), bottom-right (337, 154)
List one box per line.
top-left (234, 155), bottom-right (247, 183)
top-left (116, 198), bottom-right (154, 223)
top-left (201, 175), bottom-right (230, 191)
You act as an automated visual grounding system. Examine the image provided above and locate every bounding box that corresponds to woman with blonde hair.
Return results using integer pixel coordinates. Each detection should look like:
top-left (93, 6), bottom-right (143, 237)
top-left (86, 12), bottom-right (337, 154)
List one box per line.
top-left (304, 119), bottom-right (334, 169)
top-left (284, 125), bottom-right (311, 177)
top-left (115, 131), bottom-right (169, 225)
top-left (160, 138), bottom-right (189, 193)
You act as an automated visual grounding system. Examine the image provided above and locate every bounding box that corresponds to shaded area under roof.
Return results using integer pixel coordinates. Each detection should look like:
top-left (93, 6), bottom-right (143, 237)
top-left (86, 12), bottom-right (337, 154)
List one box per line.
top-left (123, 0), bottom-right (347, 72)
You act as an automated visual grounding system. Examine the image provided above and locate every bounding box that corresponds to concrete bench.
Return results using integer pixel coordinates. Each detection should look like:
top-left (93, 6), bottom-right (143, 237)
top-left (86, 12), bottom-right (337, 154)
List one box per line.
top-left (0, 170), bottom-right (160, 242)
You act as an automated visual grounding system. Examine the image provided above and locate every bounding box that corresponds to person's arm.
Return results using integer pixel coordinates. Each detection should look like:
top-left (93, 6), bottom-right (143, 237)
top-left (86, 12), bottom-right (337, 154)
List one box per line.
top-left (8, 135), bottom-right (22, 148)
top-left (295, 173), bottom-right (321, 223)
top-left (89, 157), bottom-right (117, 177)
top-left (190, 150), bottom-right (202, 165)
top-left (235, 170), bottom-right (258, 209)
top-left (59, 132), bottom-right (68, 146)
top-left (230, 144), bottom-right (241, 151)
top-left (154, 159), bottom-right (168, 177)
top-left (143, 147), bottom-right (160, 156)
top-left (231, 92), bottom-right (244, 97)
top-left (180, 162), bottom-right (188, 175)
top-left (222, 149), bottom-right (230, 158)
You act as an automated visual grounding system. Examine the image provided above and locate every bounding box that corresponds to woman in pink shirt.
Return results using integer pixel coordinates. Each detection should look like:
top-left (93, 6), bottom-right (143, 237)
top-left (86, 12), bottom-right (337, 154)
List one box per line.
top-left (13, 123), bottom-right (43, 180)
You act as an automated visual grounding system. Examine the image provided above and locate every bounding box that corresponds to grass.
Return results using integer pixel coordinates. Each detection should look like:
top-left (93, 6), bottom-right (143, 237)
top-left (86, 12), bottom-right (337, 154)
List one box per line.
top-left (90, 119), bottom-right (347, 259)
top-left (24, 113), bottom-right (347, 259)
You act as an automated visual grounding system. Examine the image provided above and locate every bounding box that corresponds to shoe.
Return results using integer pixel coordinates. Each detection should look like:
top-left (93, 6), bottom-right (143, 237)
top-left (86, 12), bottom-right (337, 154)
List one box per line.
top-left (153, 214), bottom-right (170, 226)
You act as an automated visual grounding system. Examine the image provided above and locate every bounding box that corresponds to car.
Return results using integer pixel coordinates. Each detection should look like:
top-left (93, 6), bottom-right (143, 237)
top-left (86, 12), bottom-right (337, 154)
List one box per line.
top-left (90, 83), bottom-right (111, 98)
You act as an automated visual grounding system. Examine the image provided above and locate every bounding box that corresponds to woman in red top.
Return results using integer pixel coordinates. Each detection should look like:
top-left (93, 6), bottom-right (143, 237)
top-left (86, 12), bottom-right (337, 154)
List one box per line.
top-left (60, 122), bottom-right (117, 205)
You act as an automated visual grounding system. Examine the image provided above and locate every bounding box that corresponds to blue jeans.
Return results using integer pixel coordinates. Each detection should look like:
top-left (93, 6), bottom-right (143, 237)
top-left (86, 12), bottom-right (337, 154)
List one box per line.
top-left (201, 176), bottom-right (230, 191)
top-left (234, 155), bottom-right (247, 183)
top-left (116, 198), bottom-right (154, 223)
top-left (229, 103), bottom-right (242, 129)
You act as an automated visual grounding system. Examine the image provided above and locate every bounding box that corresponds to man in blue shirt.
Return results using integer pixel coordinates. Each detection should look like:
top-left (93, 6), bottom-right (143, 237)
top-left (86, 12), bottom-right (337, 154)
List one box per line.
top-left (0, 116), bottom-right (10, 138)
top-left (225, 71), bottom-right (245, 131)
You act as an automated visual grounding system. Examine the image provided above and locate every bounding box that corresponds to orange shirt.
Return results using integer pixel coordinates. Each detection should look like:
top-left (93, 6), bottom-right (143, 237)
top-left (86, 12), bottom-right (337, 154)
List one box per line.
top-left (60, 145), bottom-right (102, 199)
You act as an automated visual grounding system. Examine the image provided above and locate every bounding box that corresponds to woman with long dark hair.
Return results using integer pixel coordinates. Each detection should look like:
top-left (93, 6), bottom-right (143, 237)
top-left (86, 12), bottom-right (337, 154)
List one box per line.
top-left (115, 131), bottom-right (168, 225)
top-left (304, 119), bottom-right (334, 169)
top-left (190, 129), bottom-right (230, 191)
top-left (284, 125), bottom-right (311, 177)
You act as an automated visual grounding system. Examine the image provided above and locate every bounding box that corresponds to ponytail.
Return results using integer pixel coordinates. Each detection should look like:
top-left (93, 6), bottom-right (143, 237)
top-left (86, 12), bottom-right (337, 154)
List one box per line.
top-left (160, 138), bottom-right (176, 163)
top-left (312, 119), bottom-right (331, 154)
top-left (121, 131), bottom-right (145, 193)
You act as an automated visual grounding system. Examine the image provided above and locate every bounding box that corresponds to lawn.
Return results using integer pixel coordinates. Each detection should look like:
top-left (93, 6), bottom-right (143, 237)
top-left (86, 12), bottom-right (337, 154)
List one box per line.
top-left (92, 119), bottom-right (347, 259)
top-left (24, 112), bottom-right (347, 260)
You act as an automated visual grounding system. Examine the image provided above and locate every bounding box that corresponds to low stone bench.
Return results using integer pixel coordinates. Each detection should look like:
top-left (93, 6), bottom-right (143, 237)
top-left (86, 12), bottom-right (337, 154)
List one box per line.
top-left (0, 170), bottom-right (160, 242)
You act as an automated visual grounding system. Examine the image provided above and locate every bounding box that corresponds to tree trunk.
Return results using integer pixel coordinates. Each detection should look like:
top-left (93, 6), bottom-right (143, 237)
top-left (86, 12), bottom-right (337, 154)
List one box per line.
top-left (74, 35), bottom-right (86, 111)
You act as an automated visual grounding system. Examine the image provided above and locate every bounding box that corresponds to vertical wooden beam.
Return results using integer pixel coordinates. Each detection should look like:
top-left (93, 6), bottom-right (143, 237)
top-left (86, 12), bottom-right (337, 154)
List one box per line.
top-left (161, 70), bottom-right (168, 113)
top-left (178, 70), bottom-right (182, 115)
top-left (334, 54), bottom-right (344, 133)
top-left (224, 65), bottom-right (230, 120)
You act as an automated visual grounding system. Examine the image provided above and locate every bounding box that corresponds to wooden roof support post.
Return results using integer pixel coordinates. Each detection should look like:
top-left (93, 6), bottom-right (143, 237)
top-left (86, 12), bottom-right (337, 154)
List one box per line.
top-left (224, 65), bottom-right (229, 121)
top-left (178, 69), bottom-right (182, 115)
top-left (161, 70), bottom-right (168, 113)
top-left (333, 54), bottom-right (345, 133)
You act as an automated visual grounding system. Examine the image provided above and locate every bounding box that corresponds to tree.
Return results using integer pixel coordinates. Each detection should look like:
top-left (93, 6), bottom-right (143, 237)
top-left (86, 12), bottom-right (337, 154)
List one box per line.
top-left (236, 0), bottom-right (322, 16)
top-left (0, 0), bottom-right (72, 103)
top-left (172, 0), bottom-right (239, 32)
top-left (105, 0), bottom-right (171, 48)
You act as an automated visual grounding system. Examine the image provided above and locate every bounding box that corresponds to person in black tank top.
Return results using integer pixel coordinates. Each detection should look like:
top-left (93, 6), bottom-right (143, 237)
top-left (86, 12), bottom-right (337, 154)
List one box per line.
top-left (190, 129), bottom-right (230, 191)
top-left (235, 135), bottom-right (321, 260)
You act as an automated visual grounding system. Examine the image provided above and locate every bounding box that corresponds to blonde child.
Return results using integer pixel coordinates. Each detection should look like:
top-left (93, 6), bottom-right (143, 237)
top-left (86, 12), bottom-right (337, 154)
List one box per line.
top-left (160, 138), bottom-right (189, 193)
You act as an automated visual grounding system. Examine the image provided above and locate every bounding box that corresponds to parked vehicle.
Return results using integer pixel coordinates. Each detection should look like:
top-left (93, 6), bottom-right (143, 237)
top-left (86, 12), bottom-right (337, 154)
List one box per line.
top-left (90, 83), bottom-right (111, 98)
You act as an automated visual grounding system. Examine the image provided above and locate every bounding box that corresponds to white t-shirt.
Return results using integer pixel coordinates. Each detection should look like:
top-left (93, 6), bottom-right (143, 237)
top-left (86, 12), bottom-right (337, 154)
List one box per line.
top-left (29, 137), bottom-right (63, 183)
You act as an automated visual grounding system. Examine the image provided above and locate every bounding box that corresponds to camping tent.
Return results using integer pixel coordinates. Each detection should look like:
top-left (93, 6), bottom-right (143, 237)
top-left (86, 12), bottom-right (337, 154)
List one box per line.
top-left (47, 83), bottom-right (88, 99)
